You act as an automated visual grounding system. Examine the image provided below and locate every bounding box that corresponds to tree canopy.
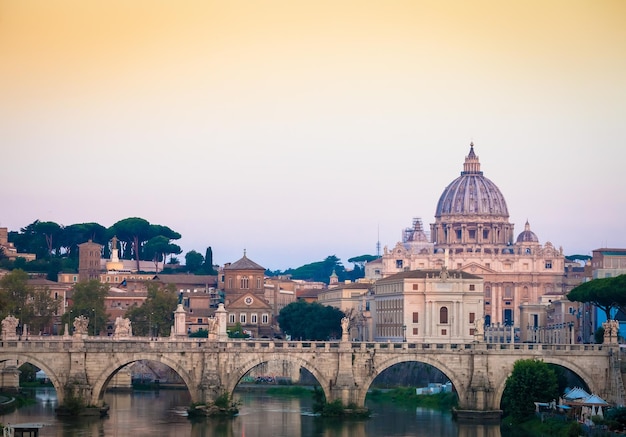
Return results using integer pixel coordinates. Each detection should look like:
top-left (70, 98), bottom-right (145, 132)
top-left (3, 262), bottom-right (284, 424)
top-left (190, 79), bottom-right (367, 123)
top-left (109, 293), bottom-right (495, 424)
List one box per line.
top-left (567, 275), bottom-right (626, 320)
top-left (501, 359), bottom-right (559, 422)
top-left (273, 255), bottom-right (366, 284)
top-left (5, 217), bottom-right (183, 275)
top-left (61, 280), bottom-right (109, 335)
top-left (278, 300), bottom-right (344, 341)
top-left (0, 269), bottom-right (58, 335)
top-left (125, 283), bottom-right (178, 337)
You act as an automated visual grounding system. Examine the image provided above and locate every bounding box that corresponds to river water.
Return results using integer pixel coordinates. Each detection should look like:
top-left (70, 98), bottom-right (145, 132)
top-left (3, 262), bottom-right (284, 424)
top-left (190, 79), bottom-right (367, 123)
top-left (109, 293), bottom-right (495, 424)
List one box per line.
top-left (1, 387), bottom-right (506, 437)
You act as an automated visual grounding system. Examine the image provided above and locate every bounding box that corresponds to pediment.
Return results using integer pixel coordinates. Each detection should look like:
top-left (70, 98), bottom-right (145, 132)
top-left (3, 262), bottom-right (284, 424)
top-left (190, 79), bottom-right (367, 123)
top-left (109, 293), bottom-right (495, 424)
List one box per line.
top-left (228, 293), bottom-right (272, 310)
top-left (461, 262), bottom-right (496, 275)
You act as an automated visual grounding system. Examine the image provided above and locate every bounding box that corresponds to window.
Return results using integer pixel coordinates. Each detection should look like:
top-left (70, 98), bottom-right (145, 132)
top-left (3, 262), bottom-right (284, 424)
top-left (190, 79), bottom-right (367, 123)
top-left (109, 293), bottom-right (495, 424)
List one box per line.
top-left (457, 263), bottom-right (462, 269)
top-left (261, 314), bottom-right (269, 324)
top-left (469, 229), bottom-right (476, 239)
top-left (440, 307), bottom-right (448, 324)
top-left (228, 278), bottom-right (233, 288)
top-left (240, 313), bottom-right (246, 324)
top-left (504, 286), bottom-right (513, 299)
top-left (545, 261), bottom-right (552, 269)
top-left (485, 263), bottom-right (490, 269)
top-left (256, 277), bottom-right (262, 289)
top-left (251, 313), bottom-right (258, 324)
top-left (229, 314), bottom-right (236, 324)
top-left (396, 260), bottom-right (403, 269)
top-left (197, 318), bottom-right (203, 324)
top-left (241, 275), bottom-right (249, 289)
top-left (413, 328), bottom-right (418, 335)
top-left (441, 329), bottom-right (447, 335)
top-left (412, 284), bottom-right (418, 291)
top-left (374, 269), bottom-right (381, 275)
top-left (456, 230), bottom-right (462, 240)
top-left (469, 312), bottom-right (475, 323)
top-left (485, 286), bottom-right (491, 298)
top-left (412, 312), bottom-right (419, 323)
top-left (469, 284), bottom-right (475, 291)
top-left (483, 230), bottom-right (489, 240)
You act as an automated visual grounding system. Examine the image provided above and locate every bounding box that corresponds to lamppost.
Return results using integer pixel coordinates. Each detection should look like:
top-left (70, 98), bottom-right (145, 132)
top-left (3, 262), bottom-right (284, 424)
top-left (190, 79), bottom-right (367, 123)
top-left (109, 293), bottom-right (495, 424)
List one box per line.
top-left (402, 324), bottom-right (406, 342)
top-left (149, 312), bottom-right (153, 339)
top-left (93, 308), bottom-right (97, 336)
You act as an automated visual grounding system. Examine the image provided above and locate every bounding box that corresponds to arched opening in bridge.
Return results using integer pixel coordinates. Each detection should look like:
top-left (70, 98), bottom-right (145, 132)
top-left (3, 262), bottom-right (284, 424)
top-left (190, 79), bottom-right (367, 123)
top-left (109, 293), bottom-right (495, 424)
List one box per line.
top-left (0, 359), bottom-right (61, 410)
top-left (364, 361), bottom-right (458, 410)
top-left (231, 358), bottom-right (327, 415)
top-left (499, 361), bottom-right (591, 416)
top-left (97, 359), bottom-right (192, 416)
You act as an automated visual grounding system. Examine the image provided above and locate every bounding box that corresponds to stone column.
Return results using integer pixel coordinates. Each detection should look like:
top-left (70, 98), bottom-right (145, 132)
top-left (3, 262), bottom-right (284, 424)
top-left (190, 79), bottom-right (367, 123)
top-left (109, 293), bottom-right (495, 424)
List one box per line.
top-left (331, 344), bottom-right (359, 407)
top-left (172, 304), bottom-right (187, 338)
top-left (215, 303), bottom-right (228, 341)
top-left (0, 365), bottom-right (21, 393)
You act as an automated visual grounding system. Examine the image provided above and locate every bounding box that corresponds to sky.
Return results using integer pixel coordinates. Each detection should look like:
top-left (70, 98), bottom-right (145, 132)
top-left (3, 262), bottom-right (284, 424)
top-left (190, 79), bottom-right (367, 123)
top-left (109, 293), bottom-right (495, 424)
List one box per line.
top-left (1, 1), bottom-right (625, 271)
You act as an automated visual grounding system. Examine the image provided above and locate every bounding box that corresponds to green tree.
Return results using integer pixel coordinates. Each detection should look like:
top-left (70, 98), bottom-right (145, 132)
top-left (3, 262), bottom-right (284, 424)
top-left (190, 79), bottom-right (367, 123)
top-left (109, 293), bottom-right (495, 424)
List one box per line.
top-left (285, 255), bottom-right (346, 284)
top-left (202, 246), bottom-right (218, 274)
top-left (501, 359), bottom-right (559, 422)
top-left (62, 280), bottom-right (109, 335)
top-left (110, 217), bottom-right (152, 270)
top-left (144, 235), bottom-right (182, 273)
top-left (125, 283), bottom-right (177, 337)
top-left (0, 269), bottom-right (58, 335)
top-left (185, 250), bottom-right (204, 273)
top-left (278, 300), bottom-right (344, 340)
top-left (61, 222), bottom-right (109, 259)
top-left (227, 322), bottom-right (250, 339)
top-left (34, 221), bottom-right (63, 257)
top-left (567, 275), bottom-right (626, 320)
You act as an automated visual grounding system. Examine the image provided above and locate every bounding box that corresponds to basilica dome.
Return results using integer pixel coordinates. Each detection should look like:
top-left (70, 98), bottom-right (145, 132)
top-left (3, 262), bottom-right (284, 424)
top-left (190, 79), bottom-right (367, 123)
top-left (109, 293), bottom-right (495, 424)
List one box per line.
top-left (516, 221), bottom-right (539, 243)
top-left (435, 143), bottom-right (509, 219)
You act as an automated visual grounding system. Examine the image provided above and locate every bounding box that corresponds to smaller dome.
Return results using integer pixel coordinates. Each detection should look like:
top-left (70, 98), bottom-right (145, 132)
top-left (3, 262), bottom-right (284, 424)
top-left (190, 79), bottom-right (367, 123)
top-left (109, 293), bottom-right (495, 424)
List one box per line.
top-left (516, 221), bottom-right (539, 243)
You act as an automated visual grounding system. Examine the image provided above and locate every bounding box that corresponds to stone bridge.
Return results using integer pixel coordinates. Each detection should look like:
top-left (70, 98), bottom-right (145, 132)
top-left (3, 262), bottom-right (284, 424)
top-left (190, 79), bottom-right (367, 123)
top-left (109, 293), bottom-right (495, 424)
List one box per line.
top-left (0, 337), bottom-right (622, 417)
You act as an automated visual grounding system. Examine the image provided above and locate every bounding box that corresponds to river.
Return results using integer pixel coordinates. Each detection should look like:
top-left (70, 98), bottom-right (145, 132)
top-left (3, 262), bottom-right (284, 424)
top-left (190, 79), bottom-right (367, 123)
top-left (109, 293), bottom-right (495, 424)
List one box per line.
top-left (1, 387), bottom-right (506, 436)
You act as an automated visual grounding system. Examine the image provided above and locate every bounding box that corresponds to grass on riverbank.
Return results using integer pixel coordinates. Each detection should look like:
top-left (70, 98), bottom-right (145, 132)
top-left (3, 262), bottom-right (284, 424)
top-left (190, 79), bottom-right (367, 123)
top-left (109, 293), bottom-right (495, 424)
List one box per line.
top-left (264, 386), bottom-right (313, 396)
top-left (367, 387), bottom-right (458, 410)
top-left (501, 415), bottom-right (584, 437)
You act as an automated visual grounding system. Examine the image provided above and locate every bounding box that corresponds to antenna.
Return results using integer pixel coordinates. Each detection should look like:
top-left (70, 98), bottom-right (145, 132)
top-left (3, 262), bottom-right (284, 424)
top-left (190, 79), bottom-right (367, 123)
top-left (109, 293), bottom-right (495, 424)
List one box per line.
top-left (376, 224), bottom-right (381, 257)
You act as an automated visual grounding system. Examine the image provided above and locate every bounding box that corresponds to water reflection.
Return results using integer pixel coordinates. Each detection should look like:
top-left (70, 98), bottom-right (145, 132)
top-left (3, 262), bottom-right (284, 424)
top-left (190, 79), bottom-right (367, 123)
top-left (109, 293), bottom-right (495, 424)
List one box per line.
top-left (0, 387), bottom-right (505, 437)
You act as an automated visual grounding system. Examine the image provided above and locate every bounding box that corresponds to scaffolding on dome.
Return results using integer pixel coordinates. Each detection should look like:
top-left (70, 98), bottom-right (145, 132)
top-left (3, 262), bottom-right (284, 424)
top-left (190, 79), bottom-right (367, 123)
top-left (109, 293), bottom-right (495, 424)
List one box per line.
top-left (403, 218), bottom-right (429, 243)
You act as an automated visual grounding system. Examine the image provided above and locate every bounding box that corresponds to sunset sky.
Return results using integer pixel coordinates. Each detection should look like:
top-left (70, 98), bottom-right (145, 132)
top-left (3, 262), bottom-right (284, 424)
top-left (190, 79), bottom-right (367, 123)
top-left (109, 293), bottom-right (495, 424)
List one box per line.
top-left (1, 1), bottom-right (625, 271)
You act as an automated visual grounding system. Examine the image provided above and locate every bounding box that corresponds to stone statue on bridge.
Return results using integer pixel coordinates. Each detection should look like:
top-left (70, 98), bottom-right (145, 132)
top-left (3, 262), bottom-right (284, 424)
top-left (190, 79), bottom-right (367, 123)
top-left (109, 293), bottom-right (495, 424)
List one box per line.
top-left (113, 317), bottom-right (132, 339)
top-left (73, 315), bottom-right (89, 337)
top-left (207, 316), bottom-right (219, 340)
top-left (341, 317), bottom-right (350, 341)
top-left (603, 319), bottom-right (619, 344)
top-left (1, 315), bottom-right (19, 341)
top-left (474, 316), bottom-right (484, 342)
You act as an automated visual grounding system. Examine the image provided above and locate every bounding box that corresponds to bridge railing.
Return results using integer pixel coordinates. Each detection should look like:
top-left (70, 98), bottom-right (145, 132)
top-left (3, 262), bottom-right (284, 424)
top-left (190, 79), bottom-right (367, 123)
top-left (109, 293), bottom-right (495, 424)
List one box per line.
top-left (0, 337), bottom-right (611, 354)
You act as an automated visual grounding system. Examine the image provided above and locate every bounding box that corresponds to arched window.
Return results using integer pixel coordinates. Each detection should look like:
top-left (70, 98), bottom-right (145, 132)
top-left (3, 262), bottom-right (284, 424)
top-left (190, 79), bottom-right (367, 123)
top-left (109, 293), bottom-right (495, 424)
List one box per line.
top-left (241, 275), bottom-right (249, 289)
top-left (440, 307), bottom-right (448, 324)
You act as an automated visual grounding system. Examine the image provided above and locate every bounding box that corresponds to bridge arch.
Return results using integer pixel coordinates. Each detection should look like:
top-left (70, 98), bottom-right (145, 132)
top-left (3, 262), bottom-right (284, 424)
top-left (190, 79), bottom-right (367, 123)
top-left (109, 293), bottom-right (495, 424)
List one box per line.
top-left (89, 354), bottom-right (198, 406)
top-left (491, 357), bottom-right (599, 411)
top-left (0, 353), bottom-right (65, 404)
top-left (224, 354), bottom-right (333, 403)
top-left (357, 355), bottom-right (465, 407)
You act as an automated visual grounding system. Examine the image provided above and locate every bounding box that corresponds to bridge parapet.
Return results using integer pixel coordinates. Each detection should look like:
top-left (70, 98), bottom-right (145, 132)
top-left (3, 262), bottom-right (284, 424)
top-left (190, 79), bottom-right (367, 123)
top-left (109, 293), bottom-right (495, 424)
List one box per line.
top-left (0, 337), bottom-right (620, 416)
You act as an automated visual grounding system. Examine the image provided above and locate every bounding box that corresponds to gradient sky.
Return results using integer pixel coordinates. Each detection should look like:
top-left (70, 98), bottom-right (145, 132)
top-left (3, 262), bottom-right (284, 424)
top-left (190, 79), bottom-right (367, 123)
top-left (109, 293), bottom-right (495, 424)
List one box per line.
top-left (1, 1), bottom-right (625, 271)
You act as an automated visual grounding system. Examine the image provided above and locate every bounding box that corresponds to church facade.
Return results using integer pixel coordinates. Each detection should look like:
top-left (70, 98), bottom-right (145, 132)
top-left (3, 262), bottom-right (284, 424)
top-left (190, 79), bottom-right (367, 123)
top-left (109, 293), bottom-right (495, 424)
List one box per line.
top-left (366, 144), bottom-right (566, 327)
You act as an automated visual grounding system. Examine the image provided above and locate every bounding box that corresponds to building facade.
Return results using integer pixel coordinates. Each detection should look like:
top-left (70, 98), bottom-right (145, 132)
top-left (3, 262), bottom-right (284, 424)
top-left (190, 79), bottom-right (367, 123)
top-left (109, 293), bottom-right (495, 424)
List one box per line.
top-left (366, 144), bottom-right (566, 327)
top-left (371, 267), bottom-right (484, 343)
